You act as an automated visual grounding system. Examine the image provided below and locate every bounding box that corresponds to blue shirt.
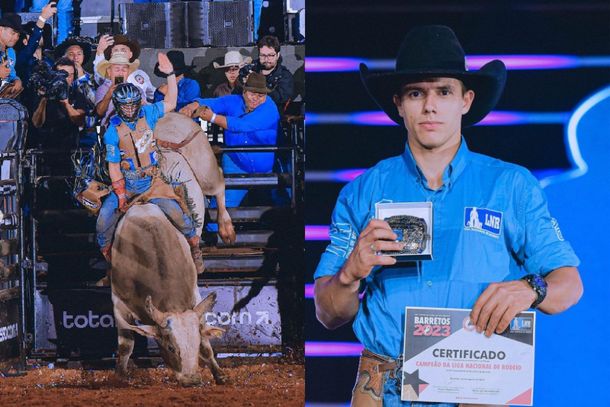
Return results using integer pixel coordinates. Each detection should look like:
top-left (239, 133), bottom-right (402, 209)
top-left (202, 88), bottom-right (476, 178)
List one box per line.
top-left (104, 101), bottom-right (165, 193)
top-left (314, 139), bottom-right (579, 359)
top-left (153, 77), bottom-right (201, 111)
top-left (195, 95), bottom-right (279, 173)
top-left (4, 47), bottom-right (18, 82)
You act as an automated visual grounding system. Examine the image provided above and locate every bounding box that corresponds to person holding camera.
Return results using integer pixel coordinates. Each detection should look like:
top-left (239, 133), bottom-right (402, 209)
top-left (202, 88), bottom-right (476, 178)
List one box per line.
top-left (94, 51), bottom-right (140, 128)
top-left (30, 57), bottom-right (89, 150)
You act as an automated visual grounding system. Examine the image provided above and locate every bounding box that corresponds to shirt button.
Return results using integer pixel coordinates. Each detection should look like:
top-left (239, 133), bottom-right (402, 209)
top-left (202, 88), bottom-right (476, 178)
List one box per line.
top-left (426, 281), bottom-right (433, 287)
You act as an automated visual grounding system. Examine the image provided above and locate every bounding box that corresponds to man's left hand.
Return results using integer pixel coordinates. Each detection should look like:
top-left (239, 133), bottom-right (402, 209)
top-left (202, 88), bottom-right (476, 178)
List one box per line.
top-left (157, 52), bottom-right (174, 75)
top-left (470, 280), bottom-right (537, 337)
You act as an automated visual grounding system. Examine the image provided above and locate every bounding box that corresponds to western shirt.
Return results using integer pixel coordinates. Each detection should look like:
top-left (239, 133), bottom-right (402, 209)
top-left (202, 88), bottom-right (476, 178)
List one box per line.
top-left (314, 139), bottom-right (580, 359)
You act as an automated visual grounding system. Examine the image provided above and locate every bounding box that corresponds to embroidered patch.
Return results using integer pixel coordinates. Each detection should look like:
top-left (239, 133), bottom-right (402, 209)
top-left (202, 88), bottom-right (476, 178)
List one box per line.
top-left (464, 207), bottom-right (503, 238)
top-left (327, 222), bottom-right (358, 259)
top-left (551, 218), bottom-right (565, 241)
top-left (106, 144), bottom-right (117, 157)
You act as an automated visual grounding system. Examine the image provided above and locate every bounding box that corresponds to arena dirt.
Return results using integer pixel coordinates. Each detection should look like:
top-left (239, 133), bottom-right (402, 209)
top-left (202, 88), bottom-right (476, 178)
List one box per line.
top-left (0, 359), bottom-right (304, 406)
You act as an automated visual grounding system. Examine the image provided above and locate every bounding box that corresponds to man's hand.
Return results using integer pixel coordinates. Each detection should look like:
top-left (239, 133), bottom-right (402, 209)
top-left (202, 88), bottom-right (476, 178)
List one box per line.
top-left (0, 63), bottom-right (10, 80)
top-left (197, 106), bottom-right (214, 122)
top-left (338, 219), bottom-right (404, 286)
top-left (74, 62), bottom-right (85, 79)
top-left (157, 52), bottom-right (174, 75)
top-left (40, 2), bottom-right (58, 20)
top-left (470, 280), bottom-right (537, 337)
top-left (179, 101), bottom-right (200, 117)
top-left (96, 34), bottom-right (114, 56)
top-left (4, 79), bottom-right (23, 98)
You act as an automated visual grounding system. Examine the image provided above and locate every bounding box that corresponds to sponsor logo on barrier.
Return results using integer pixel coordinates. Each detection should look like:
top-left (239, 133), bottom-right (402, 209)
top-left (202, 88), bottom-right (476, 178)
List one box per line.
top-left (62, 311), bottom-right (115, 329)
top-left (204, 311), bottom-right (271, 326)
top-left (0, 322), bottom-right (18, 343)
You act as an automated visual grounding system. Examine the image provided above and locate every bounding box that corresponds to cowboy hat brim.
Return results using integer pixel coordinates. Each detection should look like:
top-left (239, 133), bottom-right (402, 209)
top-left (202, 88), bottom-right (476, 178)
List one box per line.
top-left (96, 59), bottom-right (140, 79)
top-left (360, 59), bottom-right (506, 127)
top-left (243, 85), bottom-right (274, 94)
top-left (213, 56), bottom-right (252, 69)
top-left (54, 38), bottom-right (92, 65)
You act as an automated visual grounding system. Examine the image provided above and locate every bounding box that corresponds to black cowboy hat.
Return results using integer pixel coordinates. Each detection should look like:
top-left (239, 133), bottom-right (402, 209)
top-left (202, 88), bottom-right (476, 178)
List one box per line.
top-left (154, 50), bottom-right (194, 78)
top-left (0, 13), bottom-right (25, 34)
top-left (104, 34), bottom-right (140, 63)
top-left (360, 25), bottom-right (506, 127)
top-left (54, 37), bottom-right (92, 64)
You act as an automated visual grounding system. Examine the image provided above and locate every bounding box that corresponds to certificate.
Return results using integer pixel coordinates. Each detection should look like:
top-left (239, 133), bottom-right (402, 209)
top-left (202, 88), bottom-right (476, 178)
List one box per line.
top-left (401, 307), bottom-right (535, 406)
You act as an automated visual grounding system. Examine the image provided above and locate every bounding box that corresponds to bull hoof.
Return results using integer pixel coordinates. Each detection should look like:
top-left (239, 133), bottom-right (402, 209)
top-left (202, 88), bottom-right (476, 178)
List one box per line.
top-left (214, 372), bottom-right (228, 385)
top-left (115, 366), bottom-right (129, 378)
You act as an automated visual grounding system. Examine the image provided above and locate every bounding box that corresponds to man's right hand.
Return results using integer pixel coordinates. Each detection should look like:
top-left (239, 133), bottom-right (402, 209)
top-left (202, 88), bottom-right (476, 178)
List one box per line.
top-left (338, 219), bottom-right (404, 285)
top-left (96, 34), bottom-right (114, 56)
top-left (41, 2), bottom-right (58, 20)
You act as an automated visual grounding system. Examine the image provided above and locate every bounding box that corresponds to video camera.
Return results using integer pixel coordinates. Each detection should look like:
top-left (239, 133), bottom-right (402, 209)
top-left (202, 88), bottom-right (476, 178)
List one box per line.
top-left (28, 62), bottom-right (70, 101)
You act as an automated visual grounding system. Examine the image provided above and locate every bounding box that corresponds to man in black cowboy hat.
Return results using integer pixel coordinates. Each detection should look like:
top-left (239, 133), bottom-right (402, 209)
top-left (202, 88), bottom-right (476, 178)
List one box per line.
top-left (179, 72), bottom-right (280, 207)
top-left (0, 12), bottom-right (25, 97)
top-left (153, 50), bottom-right (200, 111)
top-left (314, 25), bottom-right (583, 406)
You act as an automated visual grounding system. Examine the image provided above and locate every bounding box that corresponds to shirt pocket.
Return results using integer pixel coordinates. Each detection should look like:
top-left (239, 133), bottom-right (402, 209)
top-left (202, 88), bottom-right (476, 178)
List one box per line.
top-left (449, 230), bottom-right (512, 284)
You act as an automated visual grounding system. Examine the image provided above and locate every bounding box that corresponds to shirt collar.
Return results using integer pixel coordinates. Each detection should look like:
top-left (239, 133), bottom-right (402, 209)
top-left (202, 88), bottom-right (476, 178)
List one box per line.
top-left (402, 136), bottom-right (471, 189)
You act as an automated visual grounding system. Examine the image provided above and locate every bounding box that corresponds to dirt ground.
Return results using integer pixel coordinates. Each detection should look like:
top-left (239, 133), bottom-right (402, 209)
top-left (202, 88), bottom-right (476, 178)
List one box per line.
top-left (0, 359), bottom-right (304, 406)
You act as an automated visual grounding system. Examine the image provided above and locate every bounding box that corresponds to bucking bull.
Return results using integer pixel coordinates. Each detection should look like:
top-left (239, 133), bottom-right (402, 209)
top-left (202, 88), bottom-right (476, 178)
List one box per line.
top-left (109, 112), bottom-right (236, 386)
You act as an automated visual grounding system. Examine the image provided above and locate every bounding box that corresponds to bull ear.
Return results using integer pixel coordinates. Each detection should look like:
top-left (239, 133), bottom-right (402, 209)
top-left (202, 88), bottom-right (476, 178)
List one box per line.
top-left (201, 326), bottom-right (225, 338)
top-left (194, 292), bottom-right (217, 318)
top-left (114, 308), bottom-right (159, 338)
top-left (145, 295), bottom-right (168, 328)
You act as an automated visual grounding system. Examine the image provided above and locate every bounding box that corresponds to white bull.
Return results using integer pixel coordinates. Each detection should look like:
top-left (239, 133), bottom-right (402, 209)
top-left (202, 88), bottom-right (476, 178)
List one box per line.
top-left (110, 113), bottom-right (235, 385)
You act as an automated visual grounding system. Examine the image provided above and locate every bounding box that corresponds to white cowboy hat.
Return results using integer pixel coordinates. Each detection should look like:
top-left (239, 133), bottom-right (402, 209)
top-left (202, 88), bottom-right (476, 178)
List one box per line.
top-left (213, 50), bottom-right (252, 69)
top-left (96, 51), bottom-right (140, 79)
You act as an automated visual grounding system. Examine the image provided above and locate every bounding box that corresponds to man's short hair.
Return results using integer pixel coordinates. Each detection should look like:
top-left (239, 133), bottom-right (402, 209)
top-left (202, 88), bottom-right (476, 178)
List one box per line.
top-left (54, 57), bottom-right (75, 72)
top-left (257, 35), bottom-right (281, 53)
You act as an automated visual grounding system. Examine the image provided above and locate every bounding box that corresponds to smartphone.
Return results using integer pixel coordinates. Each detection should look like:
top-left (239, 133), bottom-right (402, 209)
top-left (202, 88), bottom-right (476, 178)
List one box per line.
top-left (114, 76), bottom-right (124, 85)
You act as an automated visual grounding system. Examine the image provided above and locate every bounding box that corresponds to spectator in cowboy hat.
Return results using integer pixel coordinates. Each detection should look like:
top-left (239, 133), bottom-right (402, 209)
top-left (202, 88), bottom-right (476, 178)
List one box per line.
top-left (153, 50), bottom-right (200, 111)
top-left (94, 51), bottom-right (140, 127)
top-left (54, 36), bottom-right (95, 103)
top-left (0, 13), bottom-right (25, 98)
top-left (93, 33), bottom-right (154, 101)
top-left (212, 50), bottom-right (252, 97)
top-left (179, 72), bottom-right (280, 207)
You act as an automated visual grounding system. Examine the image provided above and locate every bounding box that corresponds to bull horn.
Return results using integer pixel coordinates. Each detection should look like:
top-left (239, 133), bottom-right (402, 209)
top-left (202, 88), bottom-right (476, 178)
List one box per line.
top-left (145, 296), bottom-right (169, 328)
top-left (194, 292), bottom-right (217, 318)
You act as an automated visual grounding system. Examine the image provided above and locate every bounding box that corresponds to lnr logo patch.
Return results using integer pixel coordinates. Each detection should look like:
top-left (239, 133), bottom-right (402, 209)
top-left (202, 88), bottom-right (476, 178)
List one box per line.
top-left (464, 207), bottom-right (502, 238)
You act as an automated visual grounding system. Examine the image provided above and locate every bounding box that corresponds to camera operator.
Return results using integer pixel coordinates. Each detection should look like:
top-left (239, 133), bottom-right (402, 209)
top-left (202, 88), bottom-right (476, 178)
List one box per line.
top-left (30, 57), bottom-right (90, 150)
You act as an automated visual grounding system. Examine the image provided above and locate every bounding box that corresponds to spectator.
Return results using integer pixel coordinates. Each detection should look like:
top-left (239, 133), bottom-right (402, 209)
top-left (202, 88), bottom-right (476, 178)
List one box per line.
top-left (30, 57), bottom-right (90, 150)
top-left (213, 50), bottom-right (251, 97)
top-left (93, 34), bottom-right (155, 102)
top-left (153, 50), bottom-right (200, 111)
top-left (30, 0), bottom-right (72, 43)
top-left (238, 35), bottom-right (294, 113)
top-left (94, 51), bottom-right (139, 127)
top-left (0, 13), bottom-right (24, 98)
top-left (180, 72), bottom-right (280, 207)
top-left (14, 3), bottom-right (54, 84)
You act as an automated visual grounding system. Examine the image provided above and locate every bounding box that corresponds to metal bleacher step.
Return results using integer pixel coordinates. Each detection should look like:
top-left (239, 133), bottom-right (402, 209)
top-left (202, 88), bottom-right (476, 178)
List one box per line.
top-left (201, 246), bottom-right (277, 274)
top-left (223, 173), bottom-right (291, 188)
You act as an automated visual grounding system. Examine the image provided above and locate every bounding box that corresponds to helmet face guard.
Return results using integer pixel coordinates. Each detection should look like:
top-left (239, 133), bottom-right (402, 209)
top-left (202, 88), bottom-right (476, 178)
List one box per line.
top-left (112, 83), bottom-right (142, 123)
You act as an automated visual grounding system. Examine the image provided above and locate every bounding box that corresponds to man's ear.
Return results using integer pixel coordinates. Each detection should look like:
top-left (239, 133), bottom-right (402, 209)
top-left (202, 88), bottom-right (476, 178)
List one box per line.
top-left (393, 94), bottom-right (405, 118)
top-left (462, 90), bottom-right (475, 115)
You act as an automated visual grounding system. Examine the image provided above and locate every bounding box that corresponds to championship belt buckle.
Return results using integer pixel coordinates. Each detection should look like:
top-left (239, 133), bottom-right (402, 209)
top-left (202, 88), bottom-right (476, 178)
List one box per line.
top-left (384, 215), bottom-right (429, 255)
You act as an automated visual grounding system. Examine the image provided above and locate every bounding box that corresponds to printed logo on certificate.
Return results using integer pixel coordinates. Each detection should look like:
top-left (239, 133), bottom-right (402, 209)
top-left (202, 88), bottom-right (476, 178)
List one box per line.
top-left (401, 307), bottom-right (535, 405)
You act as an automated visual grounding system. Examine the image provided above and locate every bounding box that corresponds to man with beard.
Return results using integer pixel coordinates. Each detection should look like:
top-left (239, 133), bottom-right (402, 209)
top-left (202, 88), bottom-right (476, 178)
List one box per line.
top-left (238, 35), bottom-right (294, 113)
